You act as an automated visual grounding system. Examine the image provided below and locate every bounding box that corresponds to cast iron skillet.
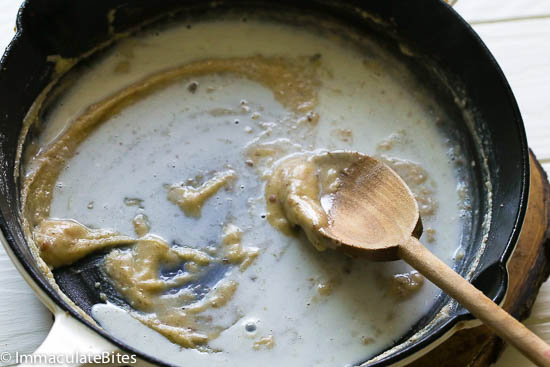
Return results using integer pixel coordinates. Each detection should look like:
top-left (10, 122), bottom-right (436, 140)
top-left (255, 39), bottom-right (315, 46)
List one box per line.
top-left (0, 0), bottom-right (529, 366)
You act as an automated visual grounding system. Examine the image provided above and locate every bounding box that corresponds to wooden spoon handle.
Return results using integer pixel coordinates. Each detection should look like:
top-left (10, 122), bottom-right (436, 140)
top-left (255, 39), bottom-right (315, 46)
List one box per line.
top-left (399, 237), bottom-right (550, 367)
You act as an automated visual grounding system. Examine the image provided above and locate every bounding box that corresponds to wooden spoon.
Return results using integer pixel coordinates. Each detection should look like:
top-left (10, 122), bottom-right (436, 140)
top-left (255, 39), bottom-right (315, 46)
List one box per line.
top-left (321, 154), bottom-right (550, 367)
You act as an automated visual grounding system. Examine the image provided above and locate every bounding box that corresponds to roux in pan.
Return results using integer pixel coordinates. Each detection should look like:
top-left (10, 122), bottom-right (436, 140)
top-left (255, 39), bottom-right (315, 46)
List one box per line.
top-left (22, 18), bottom-right (470, 367)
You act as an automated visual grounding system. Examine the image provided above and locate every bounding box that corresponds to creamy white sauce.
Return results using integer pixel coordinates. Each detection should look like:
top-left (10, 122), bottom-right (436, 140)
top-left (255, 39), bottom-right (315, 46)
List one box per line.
top-left (33, 19), bottom-right (466, 367)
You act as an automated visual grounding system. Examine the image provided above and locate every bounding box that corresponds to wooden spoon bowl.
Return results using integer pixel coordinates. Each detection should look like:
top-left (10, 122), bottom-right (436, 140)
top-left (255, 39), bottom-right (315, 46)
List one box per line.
top-left (324, 154), bottom-right (420, 261)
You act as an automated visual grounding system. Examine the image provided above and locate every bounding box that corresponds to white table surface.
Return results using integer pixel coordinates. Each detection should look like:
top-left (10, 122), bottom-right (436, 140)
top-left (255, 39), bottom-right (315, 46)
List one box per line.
top-left (0, 1), bottom-right (549, 366)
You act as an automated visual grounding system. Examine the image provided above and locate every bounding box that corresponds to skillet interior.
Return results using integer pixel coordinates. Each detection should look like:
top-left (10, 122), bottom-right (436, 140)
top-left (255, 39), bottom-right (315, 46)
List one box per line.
top-left (0, 0), bottom-right (529, 366)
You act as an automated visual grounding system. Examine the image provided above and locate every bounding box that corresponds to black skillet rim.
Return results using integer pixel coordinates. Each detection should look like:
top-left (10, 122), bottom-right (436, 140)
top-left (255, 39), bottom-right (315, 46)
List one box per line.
top-left (0, 0), bottom-right (530, 366)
